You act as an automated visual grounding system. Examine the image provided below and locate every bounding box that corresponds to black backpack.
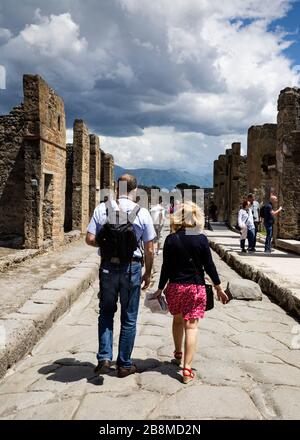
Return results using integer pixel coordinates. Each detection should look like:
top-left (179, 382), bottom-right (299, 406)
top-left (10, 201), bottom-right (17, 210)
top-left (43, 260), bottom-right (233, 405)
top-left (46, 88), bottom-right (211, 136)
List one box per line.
top-left (96, 202), bottom-right (140, 263)
top-left (260, 205), bottom-right (266, 219)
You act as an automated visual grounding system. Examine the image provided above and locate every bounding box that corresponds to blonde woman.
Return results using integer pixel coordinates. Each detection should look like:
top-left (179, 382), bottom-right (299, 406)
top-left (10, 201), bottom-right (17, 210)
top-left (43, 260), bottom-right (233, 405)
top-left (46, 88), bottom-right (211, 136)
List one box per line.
top-left (153, 201), bottom-right (228, 384)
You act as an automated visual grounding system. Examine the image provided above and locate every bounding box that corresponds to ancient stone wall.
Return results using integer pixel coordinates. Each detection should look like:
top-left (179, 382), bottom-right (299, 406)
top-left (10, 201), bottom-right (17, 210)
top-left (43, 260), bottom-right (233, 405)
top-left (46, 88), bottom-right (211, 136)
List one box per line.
top-left (64, 143), bottom-right (73, 232)
top-left (23, 74), bottom-right (66, 248)
top-left (72, 120), bottom-right (90, 233)
top-left (0, 105), bottom-right (25, 237)
top-left (227, 143), bottom-right (248, 226)
top-left (247, 124), bottom-right (277, 204)
top-left (101, 152), bottom-right (114, 190)
top-left (213, 155), bottom-right (227, 221)
top-left (213, 143), bottom-right (247, 225)
top-left (89, 134), bottom-right (101, 218)
top-left (277, 88), bottom-right (300, 239)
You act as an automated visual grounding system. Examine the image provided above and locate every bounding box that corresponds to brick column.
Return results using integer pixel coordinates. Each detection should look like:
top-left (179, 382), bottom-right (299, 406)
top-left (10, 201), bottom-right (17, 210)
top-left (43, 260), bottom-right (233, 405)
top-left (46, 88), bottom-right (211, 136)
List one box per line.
top-left (277, 88), bottom-right (300, 239)
top-left (89, 134), bottom-right (101, 218)
top-left (72, 119), bottom-right (90, 233)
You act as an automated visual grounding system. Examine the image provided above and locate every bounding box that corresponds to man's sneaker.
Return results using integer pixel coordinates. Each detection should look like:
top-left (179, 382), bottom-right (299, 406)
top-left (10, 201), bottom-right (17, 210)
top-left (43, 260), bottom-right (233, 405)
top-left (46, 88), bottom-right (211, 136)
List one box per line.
top-left (94, 360), bottom-right (112, 374)
top-left (117, 364), bottom-right (137, 378)
top-left (241, 249), bottom-right (247, 253)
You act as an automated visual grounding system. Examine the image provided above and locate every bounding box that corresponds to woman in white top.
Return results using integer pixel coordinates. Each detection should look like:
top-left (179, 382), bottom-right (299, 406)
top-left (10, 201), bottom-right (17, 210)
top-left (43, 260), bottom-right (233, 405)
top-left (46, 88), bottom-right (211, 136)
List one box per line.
top-left (238, 200), bottom-right (256, 253)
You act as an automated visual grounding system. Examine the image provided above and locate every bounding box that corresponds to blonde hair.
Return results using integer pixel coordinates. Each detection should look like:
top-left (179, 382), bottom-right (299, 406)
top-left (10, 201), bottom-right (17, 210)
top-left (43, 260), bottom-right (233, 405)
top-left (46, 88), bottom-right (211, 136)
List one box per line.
top-left (171, 201), bottom-right (205, 233)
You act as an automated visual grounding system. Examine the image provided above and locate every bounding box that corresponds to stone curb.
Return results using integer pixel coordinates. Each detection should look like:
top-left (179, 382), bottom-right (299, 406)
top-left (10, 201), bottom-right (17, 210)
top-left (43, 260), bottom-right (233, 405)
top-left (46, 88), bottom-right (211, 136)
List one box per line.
top-left (208, 237), bottom-right (300, 319)
top-left (0, 231), bottom-right (81, 274)
top-left (0, 253), bottom-right (99, 379)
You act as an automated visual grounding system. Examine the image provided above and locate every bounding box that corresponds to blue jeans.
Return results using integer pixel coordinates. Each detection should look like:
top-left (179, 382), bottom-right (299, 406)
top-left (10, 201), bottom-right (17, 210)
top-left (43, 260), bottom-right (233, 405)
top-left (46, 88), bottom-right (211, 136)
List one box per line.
top-left (265, 224), bottom-right (273, 252)
top-left (247, 228), bottom-right (255, 250)
top-left (97, 261), bottom-right (142, 368)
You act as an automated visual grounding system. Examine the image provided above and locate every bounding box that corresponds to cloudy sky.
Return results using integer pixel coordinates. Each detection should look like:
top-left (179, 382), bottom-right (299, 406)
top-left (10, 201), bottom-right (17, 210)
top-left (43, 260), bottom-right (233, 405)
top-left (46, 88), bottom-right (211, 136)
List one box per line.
top-left (0, 0), bottom-right (300, 176)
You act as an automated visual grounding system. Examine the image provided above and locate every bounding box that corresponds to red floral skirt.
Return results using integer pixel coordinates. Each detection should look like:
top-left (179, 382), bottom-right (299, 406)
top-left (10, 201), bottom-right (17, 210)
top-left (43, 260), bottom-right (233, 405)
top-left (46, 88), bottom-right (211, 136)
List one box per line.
top-left (164, 283), bottom-right (207, 321)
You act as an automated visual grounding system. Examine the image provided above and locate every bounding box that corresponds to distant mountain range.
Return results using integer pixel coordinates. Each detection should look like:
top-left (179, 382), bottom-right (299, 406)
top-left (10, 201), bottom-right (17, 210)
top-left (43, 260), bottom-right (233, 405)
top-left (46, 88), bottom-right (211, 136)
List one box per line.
top-left (114, 165), bottom-right (213, 190)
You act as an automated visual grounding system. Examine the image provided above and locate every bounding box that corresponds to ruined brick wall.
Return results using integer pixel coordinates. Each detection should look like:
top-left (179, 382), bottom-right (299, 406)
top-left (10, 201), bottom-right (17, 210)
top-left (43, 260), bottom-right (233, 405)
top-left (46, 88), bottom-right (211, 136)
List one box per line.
top-left (72, 120), bottom-right (90, 232)
top-left (89, 134), bottom-right (101, 218)
top-left (277, 88), bottom-right (300, 239)
top-left (213, 155), bottom-right (227, 221)
top-left (213, 159), bottom-right (219, 213)
top-left (101, 152), bottom-right (114, 189)
top-left (226, 143), bottom-right (248, 227)
top-left (247, 124), bottom-right (277, 204)
top-left (64, 143), bottom-right (73, 232)
top-left (23, 75), bottom-right (66, 248)
top-left (0, 105), bottom-right (25, 237)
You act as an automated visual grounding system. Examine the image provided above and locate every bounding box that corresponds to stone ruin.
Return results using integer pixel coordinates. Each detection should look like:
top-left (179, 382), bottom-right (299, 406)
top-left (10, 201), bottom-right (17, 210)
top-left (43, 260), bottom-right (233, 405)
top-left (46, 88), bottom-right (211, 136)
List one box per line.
top-left (213, 143), bottom-right (247, 225)
top-left (247, 123), bottom-right (277, 204)
top-left (65, 121), bottom-right (114, 234)
top-left (277, 88), bottom-right (300, 240)
top-left (0, 74), bottom-right (115, 248)
top-left (213, 87), bottom-right (300, 242)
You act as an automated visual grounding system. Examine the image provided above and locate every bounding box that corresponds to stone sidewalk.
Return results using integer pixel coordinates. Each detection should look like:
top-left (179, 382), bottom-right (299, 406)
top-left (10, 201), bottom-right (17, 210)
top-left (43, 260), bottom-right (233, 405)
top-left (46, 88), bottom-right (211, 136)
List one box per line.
top-left (0, 228), bottom-right (299, 420)
top-left (207, 224), bottom-right (300, 318)
top-left (0, 239), bottom-right (95, 318)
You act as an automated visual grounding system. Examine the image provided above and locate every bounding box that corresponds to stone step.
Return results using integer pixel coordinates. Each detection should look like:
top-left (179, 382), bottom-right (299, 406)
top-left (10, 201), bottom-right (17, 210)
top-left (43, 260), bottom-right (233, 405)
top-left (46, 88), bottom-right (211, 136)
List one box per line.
top-left (0, 254), bottom-right (99, 379)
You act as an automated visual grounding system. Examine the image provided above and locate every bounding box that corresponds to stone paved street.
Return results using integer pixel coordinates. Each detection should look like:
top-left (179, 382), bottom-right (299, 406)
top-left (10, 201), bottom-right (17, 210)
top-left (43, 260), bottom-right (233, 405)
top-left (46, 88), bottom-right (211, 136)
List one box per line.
top-left (0, 227), bottom-right (299, 420)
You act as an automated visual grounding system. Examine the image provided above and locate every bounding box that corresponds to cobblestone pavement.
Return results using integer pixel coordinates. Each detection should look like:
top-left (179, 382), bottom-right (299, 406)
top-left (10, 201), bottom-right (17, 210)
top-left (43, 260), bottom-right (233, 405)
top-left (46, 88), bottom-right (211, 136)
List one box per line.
top-left (0, 227), bottom-right (299, 420)
top-left (0, 240), bottom-right (95, 318)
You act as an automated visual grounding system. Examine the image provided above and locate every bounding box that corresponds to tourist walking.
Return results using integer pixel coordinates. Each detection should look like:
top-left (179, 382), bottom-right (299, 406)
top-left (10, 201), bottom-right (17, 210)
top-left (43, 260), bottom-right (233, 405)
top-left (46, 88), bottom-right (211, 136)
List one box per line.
top-left (150, 196), bottom-right (165, 255)
top-left (261, 194), bottom-right (283, 253)
top-left (238, 200), bottom-right (256, 252)
top-left (153, 201), bottom-right (228, 384)
top-left (86, 174), bottom-right (156, 378)
top-left (247, 193), bottom-right (260, 251)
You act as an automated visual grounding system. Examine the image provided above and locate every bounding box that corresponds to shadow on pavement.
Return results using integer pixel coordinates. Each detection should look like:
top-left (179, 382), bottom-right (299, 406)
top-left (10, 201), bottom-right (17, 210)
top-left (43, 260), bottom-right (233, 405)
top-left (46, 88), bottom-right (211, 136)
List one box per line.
top-left (38, 357), bottom-right (182, 386)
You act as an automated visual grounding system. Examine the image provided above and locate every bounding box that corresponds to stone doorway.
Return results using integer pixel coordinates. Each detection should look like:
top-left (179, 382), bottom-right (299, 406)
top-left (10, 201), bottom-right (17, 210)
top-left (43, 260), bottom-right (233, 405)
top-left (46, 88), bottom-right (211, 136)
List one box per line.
top-left (43, 173), bottom-right (54, 241)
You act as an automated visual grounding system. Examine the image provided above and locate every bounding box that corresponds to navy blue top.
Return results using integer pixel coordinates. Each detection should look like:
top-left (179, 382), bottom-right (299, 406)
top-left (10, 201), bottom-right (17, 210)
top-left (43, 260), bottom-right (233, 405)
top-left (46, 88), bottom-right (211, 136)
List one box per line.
top-left (158, 230), bottom-right (221, 290)
top-left (264, 202), bottom-right (274, 226)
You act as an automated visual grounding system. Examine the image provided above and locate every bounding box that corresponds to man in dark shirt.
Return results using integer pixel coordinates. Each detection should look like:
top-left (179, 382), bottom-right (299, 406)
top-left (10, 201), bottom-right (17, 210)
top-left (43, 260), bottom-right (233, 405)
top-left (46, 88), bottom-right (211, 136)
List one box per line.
top-left (263, 194), bottom-right (282, 253)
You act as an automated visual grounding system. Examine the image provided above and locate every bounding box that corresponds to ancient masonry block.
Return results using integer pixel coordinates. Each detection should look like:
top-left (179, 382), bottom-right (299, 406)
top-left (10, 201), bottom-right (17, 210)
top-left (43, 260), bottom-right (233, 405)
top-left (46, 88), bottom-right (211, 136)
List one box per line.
top-left (213, 143), bottom-right (247, 225)
top-left (247, 124), bottom-right (277, 203)
top-left (0, 75), bottom-right (66, 248)
top-left (213, 155), bottom-right (226, 221)
top-left (23, 75), bottom-right (67, 247)
top-left (0, 105), bottom-right (25, 237)
top-left (101, 152), bottom-right (114, 190)
top-left (89, 134), bottom-right (101, 219)
top-left (277, 88), bottom-right (300, 240)
top-left (65, 125), bottom-right (114, 229)
top-left (72, 120), bottom-right (90, 233)
top-left (64, 143), bottom-right (73, 232)
top-left (226, 143), bottom-right (248, 227)
top-left (23, 75), bottom-right (67, 249)
top-left (0, 74), bottom-right (115, 248)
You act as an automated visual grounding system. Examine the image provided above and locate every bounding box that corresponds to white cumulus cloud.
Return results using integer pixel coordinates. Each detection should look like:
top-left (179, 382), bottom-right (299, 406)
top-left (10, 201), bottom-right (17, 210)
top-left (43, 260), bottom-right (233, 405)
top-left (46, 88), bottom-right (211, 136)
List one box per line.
top-left (0, 0), bottom-right (299, 176)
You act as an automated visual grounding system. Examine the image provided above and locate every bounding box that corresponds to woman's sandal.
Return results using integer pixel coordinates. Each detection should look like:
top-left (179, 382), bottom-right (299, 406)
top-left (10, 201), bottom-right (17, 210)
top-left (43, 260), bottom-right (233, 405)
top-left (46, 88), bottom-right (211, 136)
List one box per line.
top-left (172, 351), bottom-right (182, 366)
top-left (182, 367), bottom-right (195, 384)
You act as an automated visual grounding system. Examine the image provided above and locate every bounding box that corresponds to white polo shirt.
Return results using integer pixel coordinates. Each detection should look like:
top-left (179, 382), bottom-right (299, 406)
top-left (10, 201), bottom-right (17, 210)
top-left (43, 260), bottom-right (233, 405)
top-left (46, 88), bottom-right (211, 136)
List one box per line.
top-left (87, 197), bottom-right (156, 258)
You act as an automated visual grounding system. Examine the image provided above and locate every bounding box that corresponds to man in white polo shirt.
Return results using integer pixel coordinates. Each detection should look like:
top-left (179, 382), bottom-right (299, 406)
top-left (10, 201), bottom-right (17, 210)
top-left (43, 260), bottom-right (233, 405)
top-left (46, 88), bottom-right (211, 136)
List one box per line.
top-left (86, 174), bottom-right (156, 378)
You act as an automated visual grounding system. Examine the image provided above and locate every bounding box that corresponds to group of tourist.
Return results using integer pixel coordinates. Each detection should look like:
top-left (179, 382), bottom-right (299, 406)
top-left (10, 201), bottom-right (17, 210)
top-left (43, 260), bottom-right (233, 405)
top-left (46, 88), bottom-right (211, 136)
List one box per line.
top-left (86, 174), bottom-right (228, 384)
top-left (237, 192), bottom-right (283, 254)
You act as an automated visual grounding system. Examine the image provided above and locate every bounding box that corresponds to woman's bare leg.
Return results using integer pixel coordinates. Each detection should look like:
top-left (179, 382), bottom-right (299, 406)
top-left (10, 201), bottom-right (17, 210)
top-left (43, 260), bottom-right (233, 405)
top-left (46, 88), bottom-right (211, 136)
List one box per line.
top-left (172, 314), bottom-right (184, 353)
top-left (183, 318), bottom-right (199, 370)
